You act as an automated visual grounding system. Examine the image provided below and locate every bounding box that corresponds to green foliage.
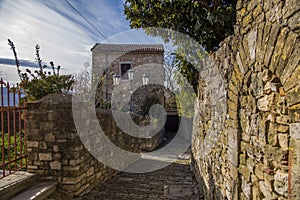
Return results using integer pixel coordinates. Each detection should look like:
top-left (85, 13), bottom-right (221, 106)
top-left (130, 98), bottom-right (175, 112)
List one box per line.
top-left (174, 71), bottom-right (197, 118)
top-left (8, 39), bottom-right (74, 102)
top-left (141, 95), bottom-right (161, 116)
top-left (94, 73), bottom-right (109, 109)
top-left (0, 131), bottom-right (26, 169)
top-left (175, 55), bottom-right (200, 94)
top-left (124, 0), bottom-right (237, 52)
top-left (124, 0), bottom-right (235, 91)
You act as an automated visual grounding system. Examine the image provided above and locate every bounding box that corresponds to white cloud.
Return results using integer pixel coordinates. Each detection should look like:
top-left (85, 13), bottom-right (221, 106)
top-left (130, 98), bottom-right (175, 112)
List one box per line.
top-left (0, 0), bottom-right (162, 83)
top-left (0, 1), bottom-right (93, 67)
top-left (0, 0), bottom-right (130, 82)
top-left (0, 64), bottom-right (31, 84)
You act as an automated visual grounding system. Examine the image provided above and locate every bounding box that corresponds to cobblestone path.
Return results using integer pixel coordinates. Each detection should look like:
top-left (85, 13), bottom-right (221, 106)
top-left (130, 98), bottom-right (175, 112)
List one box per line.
top-left (75, 161), bottom-right (201, 200)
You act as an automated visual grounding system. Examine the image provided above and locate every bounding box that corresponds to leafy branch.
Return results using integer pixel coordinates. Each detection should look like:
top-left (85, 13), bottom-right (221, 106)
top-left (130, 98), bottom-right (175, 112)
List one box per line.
top-left (8, 39), bottom-right (74, 101)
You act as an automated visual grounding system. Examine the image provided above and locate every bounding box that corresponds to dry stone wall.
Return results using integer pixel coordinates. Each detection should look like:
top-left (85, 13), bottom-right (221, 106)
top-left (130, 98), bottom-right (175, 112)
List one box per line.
top-left (192, 0), bottom-right (299, 199)
top-left (26, 94), bottom-right (163, 198)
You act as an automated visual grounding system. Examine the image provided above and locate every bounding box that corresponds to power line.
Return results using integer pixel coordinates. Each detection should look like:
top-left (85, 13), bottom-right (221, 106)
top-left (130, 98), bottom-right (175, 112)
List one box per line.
top-left (64, 0), bottom-right (108, 40)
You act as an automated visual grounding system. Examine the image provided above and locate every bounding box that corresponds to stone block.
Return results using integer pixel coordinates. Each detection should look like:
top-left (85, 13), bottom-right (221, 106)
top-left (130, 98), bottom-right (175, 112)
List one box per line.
top-left (263, 145), bottom-right (285, 164)
top-left (48, 111), bottom-right (54, 120)
top-left (227, 128), bottom-right (238, 149)
top-left (267, 122), bottom-right (278, 146)
top-left (228, 163), bottom-right (238, 182)
top-left (62, 165), bottom-right (80, 171)
top-left (57, 139), bottom-right (67, 143)
top-left (257, 95), bottom-right (271, 111)
top-left (228, 99), bottom-right (238, 112)
top-left (248, 27), bottom-right (257, 62)
top-left (34, 160), bottom-right (43, 166)
top-left (264, 82), bottom-right (277, 93)
top-left (255, 164), bottom-right (264, 180)
top-left (290, 123), bottom-right (300, 139)
top-left (45, 133), bottom-right (55, 142)
top-left (252, 185), bottom-right (263, 200)
top-left (27, 141), bottom-right (39, 148)
top-left (246, 158), bottom-right (255, 173)
top-left (284, 65), bottom-right (300, 92)
top-left (278, 134), bottom-right (289, 151)
top-left (264, 172), bottom-right (274, 189)
top-left (278, 125), bottom-right (289, 133)
top-left (228, 146), bottom-right (238, 167)
top-left (247, 0), bottom-right (258, 11)
top-left (53, 153), bottom-right (62, 160)
top-left (241, 178), bottom-right (252, 199)
top-left (291, 172), bottom-right (300, 200)
top-left (286, 84), bottom-right (300, 106)
top-left (274, 170), bottom-right (288, 197)
top-left (290, 137), bottom-right (300, 194)
top-left (240, 154), bottom-right (247, 165)
top-left (251, 174), bottom-right (259, 187)
top-left (264, 24), bottom-right (280, 67)
top-left (27, 165), bottom-right (38, 170)
top-left (74, 183), bottom-right (90, 197)
top-left (236, 52), bottom-right (245, 76)
top-left (276, 115), bottom-right (290, 125)
top-left (61, 183), bottom-right (81, 193)
top-left (38, 153), bottom-right (52, 161)
top-left (289, 104), bottom-right (300, 123)
top-left (239, 165), bottom-right (251, 181)
top-left (226, 119), bottom-right (238, 129)
top-left (253, 4), bottom-right (263, 18)
top-left (39, 141), bottom-right (47, 149)
top-left (28, 152), bottom-right (38, 161)
top-left (50, 161), bottom-right (62, 170)
top-left (87, 167), bottom-right (95, 177)
top-left (27, 131), bottom-right (44, 141)
top-left (62, 176), bottom-right (82, 185)
top-left (259, 181), bottom-right (278, 199)
top-left (53, 145), bottom-right (59, 152)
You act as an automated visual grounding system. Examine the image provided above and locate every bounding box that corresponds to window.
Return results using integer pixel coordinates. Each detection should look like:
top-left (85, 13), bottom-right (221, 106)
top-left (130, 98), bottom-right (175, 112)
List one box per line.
top-left (120, 63), bottom-right (132, 79)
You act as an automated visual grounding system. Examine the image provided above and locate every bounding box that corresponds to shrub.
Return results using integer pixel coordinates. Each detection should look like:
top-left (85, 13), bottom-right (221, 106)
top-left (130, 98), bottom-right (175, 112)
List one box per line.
top-left (8, 39), bottom-right (74, 101)
top-left (141, 95), bottom-right (161, 116)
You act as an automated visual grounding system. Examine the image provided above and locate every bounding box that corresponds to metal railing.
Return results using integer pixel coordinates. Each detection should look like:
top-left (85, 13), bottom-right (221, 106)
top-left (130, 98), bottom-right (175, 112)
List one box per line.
top-left (0, 79), bottom-right (27, 178)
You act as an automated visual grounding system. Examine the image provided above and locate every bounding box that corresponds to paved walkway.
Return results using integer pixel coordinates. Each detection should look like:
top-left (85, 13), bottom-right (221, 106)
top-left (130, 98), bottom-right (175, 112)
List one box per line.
top-left (75, 161), bottom-right (201, 200)
top-left (73, 134), bottom-right (202, 200)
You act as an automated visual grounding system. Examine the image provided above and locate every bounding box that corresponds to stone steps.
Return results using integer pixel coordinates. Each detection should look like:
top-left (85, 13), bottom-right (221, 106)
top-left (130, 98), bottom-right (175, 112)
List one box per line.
top-left (11, 181), bottom-right (57, 200)
top-left (0, 171), bottom-right (57, 200)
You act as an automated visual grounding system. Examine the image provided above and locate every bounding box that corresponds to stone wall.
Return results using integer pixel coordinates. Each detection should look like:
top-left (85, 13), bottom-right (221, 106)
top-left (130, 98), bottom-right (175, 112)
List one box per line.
top-left (131, 84), bottom-right (165, 115)
top-left (26, 94), bottom-right (163, 198)
top-left (192, 0), bottom-right (299, 199)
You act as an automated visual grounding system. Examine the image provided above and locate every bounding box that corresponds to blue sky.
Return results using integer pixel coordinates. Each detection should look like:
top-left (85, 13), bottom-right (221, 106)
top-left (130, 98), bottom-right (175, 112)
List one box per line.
top-left (0, 0), bottom-right (164, 83)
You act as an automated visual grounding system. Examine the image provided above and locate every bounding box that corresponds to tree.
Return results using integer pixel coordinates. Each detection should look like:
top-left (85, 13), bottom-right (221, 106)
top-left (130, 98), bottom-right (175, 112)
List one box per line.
top-left (164, 52), bottom-right (177, 91)
top-left (164, 52), bottom-right (200, 94)
top-left (124, 0), bottom-right (237, 52)
top-left (124, 0), bottom-right (236, 92)
top-left (8, 39), bottom-right (74, 102)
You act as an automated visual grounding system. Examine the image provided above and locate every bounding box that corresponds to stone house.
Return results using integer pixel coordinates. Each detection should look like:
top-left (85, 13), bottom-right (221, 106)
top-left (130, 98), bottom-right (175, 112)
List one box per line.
top-left (91, 43), bottom-right (165, 113)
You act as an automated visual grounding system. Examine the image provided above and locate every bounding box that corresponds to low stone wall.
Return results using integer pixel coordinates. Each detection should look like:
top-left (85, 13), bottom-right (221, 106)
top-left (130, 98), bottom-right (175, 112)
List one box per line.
top-left (26, 94), bottom-right (163, 198)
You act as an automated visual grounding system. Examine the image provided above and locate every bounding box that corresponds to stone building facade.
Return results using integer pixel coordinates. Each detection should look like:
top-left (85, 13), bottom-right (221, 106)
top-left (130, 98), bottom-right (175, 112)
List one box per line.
top-left (91, 44), bottom-right (164, 112)
top-left (191, 0), bottom-right (300, 199)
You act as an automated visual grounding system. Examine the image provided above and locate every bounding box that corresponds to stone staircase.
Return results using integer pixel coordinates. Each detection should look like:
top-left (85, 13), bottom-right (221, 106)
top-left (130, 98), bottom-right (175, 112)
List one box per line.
top-left (0, 171), bottom-right (57, 200)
